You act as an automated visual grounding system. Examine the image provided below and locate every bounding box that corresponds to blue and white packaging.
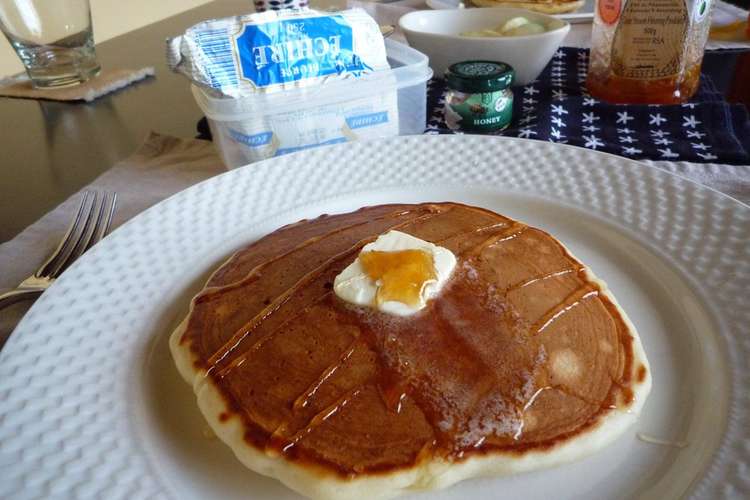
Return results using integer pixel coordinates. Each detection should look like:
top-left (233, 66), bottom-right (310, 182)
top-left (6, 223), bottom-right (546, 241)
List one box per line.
top-left (168, 10), bottom-right (431, 168)
top-left (167, 8), bottom-right (390, 98)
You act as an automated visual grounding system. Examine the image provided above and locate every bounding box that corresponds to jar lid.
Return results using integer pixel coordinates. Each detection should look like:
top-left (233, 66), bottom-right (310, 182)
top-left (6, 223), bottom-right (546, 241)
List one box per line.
top-left (445, 61), bottom-right (515, 93)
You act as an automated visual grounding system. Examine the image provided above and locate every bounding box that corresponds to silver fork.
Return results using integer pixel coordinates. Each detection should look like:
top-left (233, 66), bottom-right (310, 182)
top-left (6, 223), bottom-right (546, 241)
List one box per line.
top-left (0, 190), bottom-right (117, 310)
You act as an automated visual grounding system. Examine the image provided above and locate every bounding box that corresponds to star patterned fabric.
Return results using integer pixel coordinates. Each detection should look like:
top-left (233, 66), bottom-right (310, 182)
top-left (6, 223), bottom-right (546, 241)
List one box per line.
top-left (425, 48), bottom-right (750, 164)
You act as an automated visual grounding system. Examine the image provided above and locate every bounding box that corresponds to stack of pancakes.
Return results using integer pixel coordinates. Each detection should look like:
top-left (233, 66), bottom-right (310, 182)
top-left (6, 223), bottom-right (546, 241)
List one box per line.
top-left (170, 202), bottom-right (651, 499)
top-left (470, 0), bottom-right (585, 14)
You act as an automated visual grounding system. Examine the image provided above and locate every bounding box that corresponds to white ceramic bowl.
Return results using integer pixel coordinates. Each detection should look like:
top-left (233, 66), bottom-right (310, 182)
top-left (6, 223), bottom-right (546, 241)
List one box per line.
top-left (399, 8), bottom-right (570, 85)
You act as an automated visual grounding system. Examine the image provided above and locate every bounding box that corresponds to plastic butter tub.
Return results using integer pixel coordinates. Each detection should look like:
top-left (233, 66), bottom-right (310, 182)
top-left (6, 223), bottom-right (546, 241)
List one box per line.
top-left (191, 39), bottom-right (432, 169)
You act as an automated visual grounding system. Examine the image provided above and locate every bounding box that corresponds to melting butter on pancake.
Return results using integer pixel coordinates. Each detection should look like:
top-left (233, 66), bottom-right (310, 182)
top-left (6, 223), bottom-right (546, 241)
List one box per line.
top-left (334, 230), bottom-right (457, 316)
top-left (170, 202), bottom-right (651, 500)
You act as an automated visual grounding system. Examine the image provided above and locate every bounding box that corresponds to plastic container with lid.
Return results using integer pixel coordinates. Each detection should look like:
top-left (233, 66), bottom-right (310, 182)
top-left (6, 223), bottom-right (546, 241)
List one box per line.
top-left (192, 39), bottom-right (433, 169)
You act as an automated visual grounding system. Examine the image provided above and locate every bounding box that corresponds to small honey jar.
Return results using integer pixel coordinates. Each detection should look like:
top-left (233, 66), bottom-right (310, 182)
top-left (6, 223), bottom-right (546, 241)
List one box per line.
top-left (444, 61), bottom-right (515, 133)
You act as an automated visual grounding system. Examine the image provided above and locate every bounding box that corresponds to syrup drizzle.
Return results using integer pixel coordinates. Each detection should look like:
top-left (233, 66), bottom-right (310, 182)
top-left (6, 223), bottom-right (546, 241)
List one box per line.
top-left (532, 286), bottom-right (599, 334)
top-left (210, 218), bottom-right (522, 377)
top-left (278, 230), bottom-right (602, 451)
top-left (205, 211), bottom-right (446, 370)
top-left (185, 204), bottom-right (638, 469)
top-left (462, 223), bottom-right (527, 258)
top-left (198, 207), bottom-right (440, 299)
top-left (293, 339), bottom-right (360, 412)
top-left (266, 222), bottom-right (533, 450)
top-left (506, 267), bottom-right (583, 292)
top-left (213, 292), bottom-right (333, 379)
top-left (513, 386), bottom-right (548, 440)
top-left (277, 387), bottom-right (363, 453)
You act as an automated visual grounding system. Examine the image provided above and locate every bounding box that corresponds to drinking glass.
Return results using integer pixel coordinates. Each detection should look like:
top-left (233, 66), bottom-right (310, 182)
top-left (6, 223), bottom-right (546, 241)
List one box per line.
top-left (0, 0), bottom-right (100, 88)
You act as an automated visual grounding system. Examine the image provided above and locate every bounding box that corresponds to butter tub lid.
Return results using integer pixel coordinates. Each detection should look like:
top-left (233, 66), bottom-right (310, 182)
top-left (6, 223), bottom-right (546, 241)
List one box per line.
top-left (191, 39), bottom-right (432, 122)
top-left (167, 8), bottom-right (390, 99)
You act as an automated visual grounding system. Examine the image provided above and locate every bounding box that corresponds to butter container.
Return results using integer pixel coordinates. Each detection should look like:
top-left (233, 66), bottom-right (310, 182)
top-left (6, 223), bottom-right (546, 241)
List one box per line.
top-left (169, 8), bottom-right (391, 98)
top-left (191, 39), bottom-right (432, 169)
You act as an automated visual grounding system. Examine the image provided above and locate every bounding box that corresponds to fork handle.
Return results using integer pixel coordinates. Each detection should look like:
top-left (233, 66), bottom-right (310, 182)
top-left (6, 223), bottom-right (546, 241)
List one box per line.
top-left (0, 288), bottom-right (43, 311)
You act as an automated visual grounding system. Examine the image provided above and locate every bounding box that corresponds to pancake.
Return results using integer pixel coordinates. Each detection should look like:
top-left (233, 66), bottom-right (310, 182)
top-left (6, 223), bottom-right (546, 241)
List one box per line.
top-left (170, 202), bottom-right (651, 499)
top-left (469, 0), bottom-right (585, 14)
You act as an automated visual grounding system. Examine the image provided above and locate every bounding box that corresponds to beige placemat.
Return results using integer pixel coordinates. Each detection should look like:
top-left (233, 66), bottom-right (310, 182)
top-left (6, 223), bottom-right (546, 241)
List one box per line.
top-left (0, 132), bottom-right (224, 347)
top-left (0, 67), bottom-right (155, 102)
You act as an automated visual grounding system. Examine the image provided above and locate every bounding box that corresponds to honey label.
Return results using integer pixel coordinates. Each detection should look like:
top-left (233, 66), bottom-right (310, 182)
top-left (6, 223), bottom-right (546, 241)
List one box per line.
top-left (445, 90), bottom-right (513, 132)
top-left (611, 0), bottom-right (689, 80)
top-left (598, 0), bottom-right (622, 25)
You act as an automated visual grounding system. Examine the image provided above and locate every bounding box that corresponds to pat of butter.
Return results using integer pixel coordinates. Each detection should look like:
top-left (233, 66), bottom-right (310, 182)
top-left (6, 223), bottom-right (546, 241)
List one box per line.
top-left (334, 231), bottom-right (457, 316)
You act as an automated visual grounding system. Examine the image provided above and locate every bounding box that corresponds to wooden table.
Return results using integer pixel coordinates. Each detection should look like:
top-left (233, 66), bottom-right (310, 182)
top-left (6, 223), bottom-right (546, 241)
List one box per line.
top-left (0, 0), bottom-right (747, 242)
top-left (0, 0), bottom-right (256, 242)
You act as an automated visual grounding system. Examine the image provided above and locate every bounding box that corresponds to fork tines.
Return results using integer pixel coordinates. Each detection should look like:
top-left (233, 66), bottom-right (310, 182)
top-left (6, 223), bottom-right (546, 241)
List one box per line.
top-left (36, 190), bottom-right (117, 280)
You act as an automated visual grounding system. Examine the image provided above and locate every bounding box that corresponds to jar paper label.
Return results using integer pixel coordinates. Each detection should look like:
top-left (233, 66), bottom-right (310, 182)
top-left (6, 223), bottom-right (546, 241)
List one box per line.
top-left (446, 90), bottom-right (512, 132)
top-left (611, 0), bottom-right (689, 80)
top-left (598, 0), bottom-right (622, 25)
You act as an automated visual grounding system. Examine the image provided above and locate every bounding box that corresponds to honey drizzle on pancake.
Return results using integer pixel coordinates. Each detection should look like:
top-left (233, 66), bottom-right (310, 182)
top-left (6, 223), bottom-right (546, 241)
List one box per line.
top-left (211, 218), bottom-right (519, 378)
top-left (513, 386), bottom-right (548, 439)
top-left (272, 387), bottom-right (363, 453)
top-left (462, 222), bottom-right (527, 258)
top-left (213, 292), bottom-right (335, 379)
top-left (291, 246), bottom-right (600, 441)
top-left (204, 211), bottom-right (450, 372)
top-left (532, 285), bottom-right (599, 335)
top-left (278, 229), bottom-right (590, 454)
top-left (293, 339), bottom-right (360, 412)
top-left (360, 249), bottom-right (437, 307)
top-left (506, 267), bottom-right (584, 292)
top-left (181, 203), bottom-right (642, 475)
top-left (221, 222), bottom-right (533, 452)
top-left (196, 207), bottom-right (440, 301)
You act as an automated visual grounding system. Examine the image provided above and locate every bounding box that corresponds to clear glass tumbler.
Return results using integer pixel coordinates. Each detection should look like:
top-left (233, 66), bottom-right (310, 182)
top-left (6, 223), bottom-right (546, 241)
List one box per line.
top-left (0, 0), bottom-right (100, 88)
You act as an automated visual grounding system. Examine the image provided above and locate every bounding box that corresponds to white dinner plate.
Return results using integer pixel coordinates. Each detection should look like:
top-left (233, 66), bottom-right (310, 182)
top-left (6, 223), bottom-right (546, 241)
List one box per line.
top-left (0, 135), bottom-right (748, 500)
top-left (425, 0), bottom-right (595, 23)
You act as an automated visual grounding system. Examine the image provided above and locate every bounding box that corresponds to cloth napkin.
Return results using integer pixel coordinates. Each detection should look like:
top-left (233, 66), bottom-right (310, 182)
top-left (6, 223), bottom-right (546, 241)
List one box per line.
top-left (426, 47), bottom-right (750, 165)
top-left (0, 67), bottom-right (155, 102)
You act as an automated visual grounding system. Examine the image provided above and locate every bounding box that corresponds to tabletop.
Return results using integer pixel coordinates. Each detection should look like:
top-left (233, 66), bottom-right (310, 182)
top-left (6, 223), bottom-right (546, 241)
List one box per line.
top-left (0, 0), bottom-right (282, 243)
top-left (0, 0), bottom-right (748, 243)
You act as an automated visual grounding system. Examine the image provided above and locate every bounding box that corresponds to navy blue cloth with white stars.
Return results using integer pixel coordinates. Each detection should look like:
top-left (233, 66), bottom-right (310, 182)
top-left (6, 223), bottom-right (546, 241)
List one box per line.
top-left (426, 48), bottom-right (750, 164)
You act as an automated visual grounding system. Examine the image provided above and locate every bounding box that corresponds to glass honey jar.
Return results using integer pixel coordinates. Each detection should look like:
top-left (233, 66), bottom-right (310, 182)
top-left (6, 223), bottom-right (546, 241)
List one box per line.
top-left (586, 0), bottom-right (714, 104)
top-left (444, 61), bottom-right (515, 133)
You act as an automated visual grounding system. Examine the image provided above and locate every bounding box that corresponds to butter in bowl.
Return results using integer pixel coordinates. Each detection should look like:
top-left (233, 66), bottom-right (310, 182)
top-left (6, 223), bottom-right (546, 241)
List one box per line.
top-left (399, 7), bottom-right (570, 85)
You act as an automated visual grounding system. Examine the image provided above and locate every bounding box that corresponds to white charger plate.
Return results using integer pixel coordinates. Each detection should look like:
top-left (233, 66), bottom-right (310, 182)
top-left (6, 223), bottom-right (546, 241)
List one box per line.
top-left (1, 135), bottom-right (748, 500)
